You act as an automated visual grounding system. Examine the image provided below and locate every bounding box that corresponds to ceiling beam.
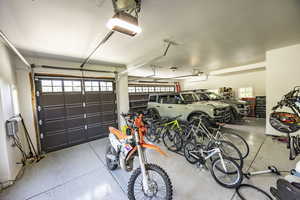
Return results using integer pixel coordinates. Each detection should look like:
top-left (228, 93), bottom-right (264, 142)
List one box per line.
top-left (209, 62), bottom-right (266, 76)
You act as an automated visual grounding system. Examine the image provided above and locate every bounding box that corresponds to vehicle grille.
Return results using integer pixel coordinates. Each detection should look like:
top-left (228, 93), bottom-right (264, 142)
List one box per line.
top-left (214, 107), bottom-right (232, 123)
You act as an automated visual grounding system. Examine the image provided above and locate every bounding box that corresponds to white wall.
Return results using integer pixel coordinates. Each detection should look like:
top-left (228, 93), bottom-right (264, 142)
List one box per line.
top-left (181, 69), bottom-right (266, 97)
top-left (266, 44), bottom-right (300, 136)
top-left (0, 42), bottom-right (24, 183)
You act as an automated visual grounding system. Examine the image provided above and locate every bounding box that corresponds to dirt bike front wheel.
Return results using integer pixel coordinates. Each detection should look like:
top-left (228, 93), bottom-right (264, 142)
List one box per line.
top-left (128, 163), bottom-right (173, 200)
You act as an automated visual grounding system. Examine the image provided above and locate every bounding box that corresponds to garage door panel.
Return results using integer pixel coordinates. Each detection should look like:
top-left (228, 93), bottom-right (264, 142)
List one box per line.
top-left (36, 77), bottom-right (116, 153)
top-left (65, 93), bottom-right (83, 104)
top-left (41, 107), bottom-right (65, 120)
top-left (102, 112), bottom-right (116, 120)
top-left (40, 93), bottom-right (65, 106)
top-left (87, 124), bottom-right (107, 140)
top-left (66, 105), bottom-right (84, 116)
top-left (43, 131), bottom-right (68, 151)
top-left (43, 120), bottom-right (66, 133)
top-left (66, 117), bottom-right (85, 129)
top-left (101, 104), bottom-right (115, 112)
top-left (85, 93), bottom-right (100, 102)
top-left (86, 115), bottom-right (101, 124)
top-left (85, 104), bottom-right (101, 114)
top-left (68, 128), bottom-right (86, 144)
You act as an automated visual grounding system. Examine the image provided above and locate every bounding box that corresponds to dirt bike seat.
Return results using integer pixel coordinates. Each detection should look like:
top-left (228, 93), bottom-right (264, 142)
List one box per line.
top-left (270, 179), bottom-right (300, 200)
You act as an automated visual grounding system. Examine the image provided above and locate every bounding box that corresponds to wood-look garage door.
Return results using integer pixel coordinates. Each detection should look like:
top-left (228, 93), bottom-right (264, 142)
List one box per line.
top-left (35, 77), bottom-right (117, 153)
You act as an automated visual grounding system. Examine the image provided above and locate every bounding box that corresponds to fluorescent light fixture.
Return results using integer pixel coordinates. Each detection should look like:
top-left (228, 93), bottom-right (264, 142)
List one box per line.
top-left (107, 12), bottom-right (141, 36)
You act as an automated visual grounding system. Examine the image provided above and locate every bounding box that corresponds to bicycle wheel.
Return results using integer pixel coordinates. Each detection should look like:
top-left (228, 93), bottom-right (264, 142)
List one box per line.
top-left (210, 157), bottom-right (243, 188)
top-left (145, 122), bottom-right (159, 142)
top-left (209, 140), bottom-right (244, 169)
top-left (162, 128), bottom-right (183, 152)
top-left (236, 184), bottom-right (273, 200)
top-left (183, 141), bottom-right (201, 164)
top-left (220, 130), bottom-right (250, 159)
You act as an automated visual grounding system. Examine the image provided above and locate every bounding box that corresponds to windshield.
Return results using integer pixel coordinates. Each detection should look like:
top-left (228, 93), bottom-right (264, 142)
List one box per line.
top-left (206, 92), bottom-right (223, 100)
top-left (181, 93), bottom-right (198, 102)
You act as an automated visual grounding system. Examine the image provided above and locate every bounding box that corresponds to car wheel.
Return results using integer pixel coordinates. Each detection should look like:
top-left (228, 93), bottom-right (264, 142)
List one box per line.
top-left (188, 113), bottom-right (208, 122)
top-left (148, 108), bottom-right (161, 120)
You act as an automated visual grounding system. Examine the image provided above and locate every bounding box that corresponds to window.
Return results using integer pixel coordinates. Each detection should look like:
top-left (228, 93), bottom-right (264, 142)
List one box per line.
top-left (143, 87), bottom-right (149, 92)
top-left (136, 87), bottom-right (142, 93)
top-left (197, 93), bottom-right (209, 101)
top-left (128, 86), bottom-right (136, 93)
top-left (64, 80), bottom-right (81, 92)
top-left (181, 93), bottom-right (196, 102)
top-left (169, 87), bottom-right (175, 92)
top-left (158, 95), bottom-right (168, 103)
top-left (160, 87), bottom-right (166, 92)
top-left (155, 87), bottom-right (161, 92)
top-left (149, 87), bottom-right (154, 92)
top-left (100, 81), bottom-right (113, 92)
top-left (167, 95), bottom-right (181, 104)
top-left (149, 95), bottom-right (157, 102)
top-left (165, 87), bottom-right (170, 92)
top-left (239, 87), bottom-right (253, 98)
top-left (209, 89), bottom-right (219, 94)
top-left (41, 80), bottom-right (63, 93)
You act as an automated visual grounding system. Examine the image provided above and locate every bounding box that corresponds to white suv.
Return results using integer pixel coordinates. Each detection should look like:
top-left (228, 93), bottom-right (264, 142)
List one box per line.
top-left (147, 92), bottom-right (232, 122)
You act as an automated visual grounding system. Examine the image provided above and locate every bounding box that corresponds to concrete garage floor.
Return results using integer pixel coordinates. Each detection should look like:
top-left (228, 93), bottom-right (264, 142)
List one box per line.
top-left (0, 118), bottom-right (298, 200)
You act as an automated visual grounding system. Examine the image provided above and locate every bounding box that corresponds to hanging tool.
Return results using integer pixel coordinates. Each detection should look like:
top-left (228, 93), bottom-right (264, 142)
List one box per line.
top-left (19, 114), bottom-right (43, 162)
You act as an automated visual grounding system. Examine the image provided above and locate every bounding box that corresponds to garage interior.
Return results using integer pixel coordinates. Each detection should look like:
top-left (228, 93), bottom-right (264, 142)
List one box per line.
top-left (1, 0), bottom-right (300, 200)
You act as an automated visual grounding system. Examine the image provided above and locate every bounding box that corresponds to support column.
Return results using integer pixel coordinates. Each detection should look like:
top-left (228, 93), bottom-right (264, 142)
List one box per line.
top-left (116, 72), bottom-right (129, 129)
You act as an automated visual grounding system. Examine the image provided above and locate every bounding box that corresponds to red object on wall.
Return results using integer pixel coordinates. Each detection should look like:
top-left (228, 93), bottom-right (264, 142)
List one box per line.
top-left (175, 82), bottom-right (181, 92)
top-left (241, 97), bottom-right (256, 117)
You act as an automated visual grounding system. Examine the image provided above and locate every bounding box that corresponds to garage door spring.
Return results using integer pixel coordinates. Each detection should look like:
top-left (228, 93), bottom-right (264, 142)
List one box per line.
top-left (289, 135), bottom-right (300, 160)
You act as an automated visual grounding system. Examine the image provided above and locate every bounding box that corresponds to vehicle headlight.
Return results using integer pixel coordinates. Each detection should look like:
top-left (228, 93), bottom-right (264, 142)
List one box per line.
top-left (237, 104), bottom-right (244, 108)
top-left (214, 108), bottom-right (223, 115)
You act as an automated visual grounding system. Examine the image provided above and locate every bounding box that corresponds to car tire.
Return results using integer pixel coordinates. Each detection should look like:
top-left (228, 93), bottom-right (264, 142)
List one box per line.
top-left (187, 112), bottom-right (209, 122)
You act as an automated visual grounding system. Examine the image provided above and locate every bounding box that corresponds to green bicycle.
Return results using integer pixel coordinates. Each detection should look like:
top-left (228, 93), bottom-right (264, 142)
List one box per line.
top-left (145, 115), bottom-right (185, 152)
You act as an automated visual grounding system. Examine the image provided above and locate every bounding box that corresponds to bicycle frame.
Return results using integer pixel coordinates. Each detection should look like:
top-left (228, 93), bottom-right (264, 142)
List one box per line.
top-left (188, 147), bottom-right (228, 172)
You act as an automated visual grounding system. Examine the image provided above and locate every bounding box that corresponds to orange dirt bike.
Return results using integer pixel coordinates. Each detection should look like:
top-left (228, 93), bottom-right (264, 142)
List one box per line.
top-left (105, 112), bottom-right (173, 200)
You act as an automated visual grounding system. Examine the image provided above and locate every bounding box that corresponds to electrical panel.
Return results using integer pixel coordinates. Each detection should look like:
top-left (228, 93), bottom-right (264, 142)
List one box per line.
top-left (6, 117), bottom-right (20, 137)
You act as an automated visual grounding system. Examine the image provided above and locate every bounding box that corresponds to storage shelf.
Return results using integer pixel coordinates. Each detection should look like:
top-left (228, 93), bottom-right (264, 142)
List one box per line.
top-left (129, 99), bottom-right (148, 103)
top-left (130, 105), bottom-right (147, 109)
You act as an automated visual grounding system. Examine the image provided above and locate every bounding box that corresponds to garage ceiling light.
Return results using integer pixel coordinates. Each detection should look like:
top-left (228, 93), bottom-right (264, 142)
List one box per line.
top-left (107, 12), bottom-right (142, 36)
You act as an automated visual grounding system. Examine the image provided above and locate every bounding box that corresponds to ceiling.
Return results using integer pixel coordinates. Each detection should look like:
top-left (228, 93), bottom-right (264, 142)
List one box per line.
top-left (1, 0), bottom-right (300, 78)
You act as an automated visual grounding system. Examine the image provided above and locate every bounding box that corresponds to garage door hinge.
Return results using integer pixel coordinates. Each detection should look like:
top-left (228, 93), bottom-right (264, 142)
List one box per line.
top-left (39, 120), bottom-right (43, 125)
top-left (36, 91), bottom-right (40, 97)
top-left (83, 102), bottom-right (86, 107)
top-left (84, 125), bottom-right (87, 130)
top-left (84, 114), bottom-right (87, 118)
top-left (40, 133), bottom-right (44, 139)
top-left (38, 106), bottom-right (41, 112)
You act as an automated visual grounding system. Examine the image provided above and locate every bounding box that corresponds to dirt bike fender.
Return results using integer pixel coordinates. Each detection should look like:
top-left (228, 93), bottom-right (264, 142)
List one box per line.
top-left (142, 143), bottom-right (167, 156)
top-left (109, 133), bottom-right (121, 152)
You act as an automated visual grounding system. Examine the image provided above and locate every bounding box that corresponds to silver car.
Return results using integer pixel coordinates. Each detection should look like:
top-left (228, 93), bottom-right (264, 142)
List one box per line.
top-left (147, 92), bottom-right (232, 123)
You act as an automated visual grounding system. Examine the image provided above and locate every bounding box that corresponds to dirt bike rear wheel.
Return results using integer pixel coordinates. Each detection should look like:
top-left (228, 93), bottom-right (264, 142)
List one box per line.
top-left (105, 144), bottom-right (118, 170)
